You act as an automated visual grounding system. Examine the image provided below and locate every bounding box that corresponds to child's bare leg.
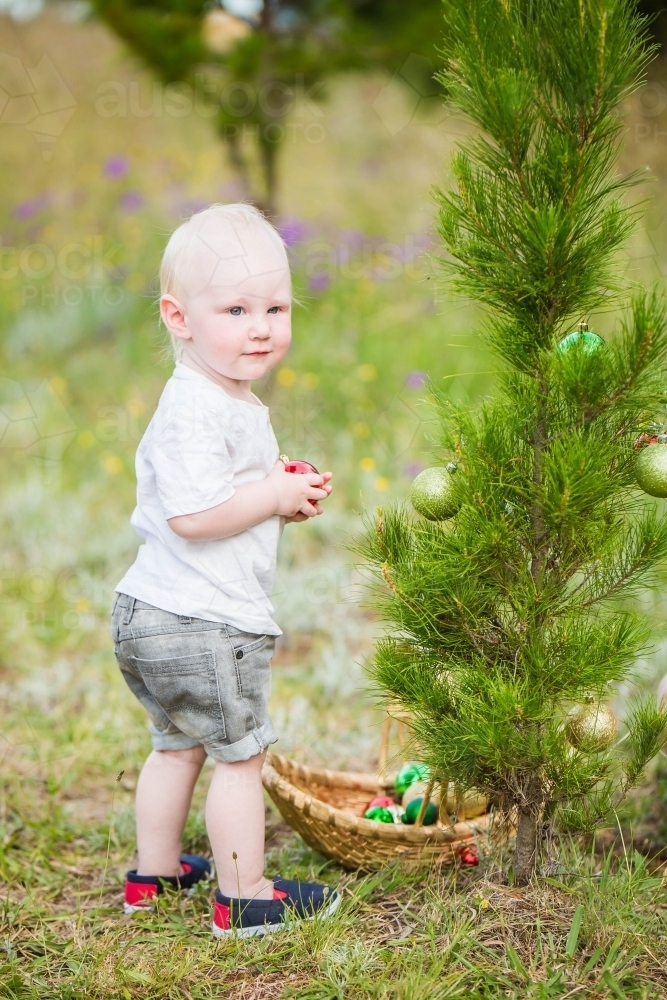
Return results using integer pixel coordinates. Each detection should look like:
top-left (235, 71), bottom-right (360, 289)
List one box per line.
top-left (206, 750), bottom-right (274, 900)
top-left (135, 745), bottom-right (207, 876)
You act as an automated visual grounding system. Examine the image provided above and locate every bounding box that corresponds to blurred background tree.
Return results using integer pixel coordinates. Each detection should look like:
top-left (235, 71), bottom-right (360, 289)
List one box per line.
top-left (86, 0), bottom-right (445, 216)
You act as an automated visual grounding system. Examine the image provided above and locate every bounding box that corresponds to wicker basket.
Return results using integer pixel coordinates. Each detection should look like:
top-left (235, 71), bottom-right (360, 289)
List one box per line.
top-left (262, 752), bottom-right (492, 871)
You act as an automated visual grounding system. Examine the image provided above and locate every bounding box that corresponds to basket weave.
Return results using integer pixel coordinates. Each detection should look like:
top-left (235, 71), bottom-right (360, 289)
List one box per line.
top-left (262, 752), bottom-right (491, 871)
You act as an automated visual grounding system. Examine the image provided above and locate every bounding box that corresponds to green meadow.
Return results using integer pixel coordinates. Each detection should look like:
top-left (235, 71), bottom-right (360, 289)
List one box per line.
top-left (2, 8), bottom-right (667, 997)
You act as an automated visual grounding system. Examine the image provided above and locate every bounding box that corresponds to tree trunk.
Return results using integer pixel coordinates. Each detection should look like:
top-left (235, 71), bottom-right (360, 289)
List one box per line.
top-left (220, 128), bottom-right (278, 218)
top-left (259, 138), bottom-right (278, 220)
top-left (223, 130), bottom-right (255, 203)
top-left (514, 805), bottom-right (539, 886)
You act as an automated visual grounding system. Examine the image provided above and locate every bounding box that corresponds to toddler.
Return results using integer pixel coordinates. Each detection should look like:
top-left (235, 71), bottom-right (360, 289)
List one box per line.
top-left (111, 203), bottom-right (339, 937)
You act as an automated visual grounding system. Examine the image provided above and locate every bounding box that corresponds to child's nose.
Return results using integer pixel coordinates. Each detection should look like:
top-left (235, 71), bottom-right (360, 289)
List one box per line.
top-left (250, 317), bottom-right (271, 338)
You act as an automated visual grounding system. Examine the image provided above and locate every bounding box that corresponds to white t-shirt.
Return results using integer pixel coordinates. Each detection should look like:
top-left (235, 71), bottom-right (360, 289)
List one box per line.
top-left (115, 363), bottom-right (283, 635)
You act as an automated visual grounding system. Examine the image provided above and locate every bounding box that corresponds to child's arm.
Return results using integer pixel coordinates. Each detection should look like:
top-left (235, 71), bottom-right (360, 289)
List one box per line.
top-left (168, 465), bottom-right (332, 541)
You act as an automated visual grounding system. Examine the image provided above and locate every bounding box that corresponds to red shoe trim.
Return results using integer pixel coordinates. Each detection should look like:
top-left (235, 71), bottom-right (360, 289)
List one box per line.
top-left (273, 887), bottom-right (288, 900)
top-left (125, 881), bottom-right (158, 906)
top-left (180, 863), bottom-right (192, 876)
top-left (213, 901), bottom-right (230, 930)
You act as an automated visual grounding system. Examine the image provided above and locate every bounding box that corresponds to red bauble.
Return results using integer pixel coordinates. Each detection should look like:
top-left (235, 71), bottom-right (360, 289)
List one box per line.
top-left (459, 847), bottom-right (479, 866)
top-left (633, 434), bottom-right (659, 450)
top-left (366, 795), bottom-right (395, 811)
top-left (282, 456), bottom-right (320, 506)
top-left (283, 459), bottom-right (319, 474)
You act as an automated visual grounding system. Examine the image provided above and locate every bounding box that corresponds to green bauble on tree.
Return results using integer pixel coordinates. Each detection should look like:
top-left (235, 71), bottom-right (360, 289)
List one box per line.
top-left (557, 321), bottom-right (605, 354)
top-left (635, 441), bottom-right (667, 498)
top-left (410, 465), bottom-right (460, 520)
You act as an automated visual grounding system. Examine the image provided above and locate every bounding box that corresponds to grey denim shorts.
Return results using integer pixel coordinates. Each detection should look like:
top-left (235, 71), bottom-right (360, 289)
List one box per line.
top-left (111, 593), bottom-right (277, 762)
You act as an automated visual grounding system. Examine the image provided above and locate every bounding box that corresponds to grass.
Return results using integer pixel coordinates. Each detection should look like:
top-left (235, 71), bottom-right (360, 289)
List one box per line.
top-left (2, 804), bottom-right (667, 998)
top-left (3, 6), bottom-right (667, 998)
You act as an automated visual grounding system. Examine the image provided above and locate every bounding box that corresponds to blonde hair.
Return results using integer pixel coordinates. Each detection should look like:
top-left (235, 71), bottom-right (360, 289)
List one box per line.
top-left (159, 202), bottom-right (292, 361)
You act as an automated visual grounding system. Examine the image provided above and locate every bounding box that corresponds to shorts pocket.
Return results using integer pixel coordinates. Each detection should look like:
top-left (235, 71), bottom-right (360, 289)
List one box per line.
top-left (229, 634), bottom-right (269, 661)
top-left (229, 634), bottom-right (275, 718)
top-left (128, 650), bottom-right (226, 742)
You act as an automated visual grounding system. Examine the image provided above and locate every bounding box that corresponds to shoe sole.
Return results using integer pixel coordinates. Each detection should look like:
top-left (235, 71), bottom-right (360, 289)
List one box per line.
top-left (124, 863), bottom-right (215, 915)
top-left (211, 890), bottom-right (342, 939)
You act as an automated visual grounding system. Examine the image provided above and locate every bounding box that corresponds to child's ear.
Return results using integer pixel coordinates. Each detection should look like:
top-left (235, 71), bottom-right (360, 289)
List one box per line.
top-left (160, 294), bottom-right (190, 341)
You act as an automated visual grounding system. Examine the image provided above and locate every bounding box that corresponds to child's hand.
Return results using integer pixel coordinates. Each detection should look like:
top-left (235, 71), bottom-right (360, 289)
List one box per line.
top-left (284, 470), bottom-right (333, 522)
top-left (268, 464), bottom-right (332, 518)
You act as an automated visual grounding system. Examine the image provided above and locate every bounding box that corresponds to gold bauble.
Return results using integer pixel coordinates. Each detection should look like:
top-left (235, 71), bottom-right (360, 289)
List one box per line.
top-left (565, 702), bottom-right (618, 751)
top-left (401, 780), bottom-right (441, 810)
top-left (445, 786), bottom-right (488, 819)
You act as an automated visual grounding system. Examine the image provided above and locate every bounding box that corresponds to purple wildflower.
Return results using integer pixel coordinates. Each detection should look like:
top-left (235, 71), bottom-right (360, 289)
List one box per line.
top-left (170, 198), bottom-right (208, 218)
top-left (405, 462), bottom-right (426, 479)
top-left (13, 193), bottom-right (50, 221)
top-left (308, 272), bottom-right (330, 293)
top-left (120, 190), bottom-right (144, 212)
top-left (339, 228), bottom-right (365, 248)
top-left (104, 155), bottom-right (130, 179)
top-left (405, 371), bottom-right (428, 389)
top-left (277, 216), bottom-right (307, 247)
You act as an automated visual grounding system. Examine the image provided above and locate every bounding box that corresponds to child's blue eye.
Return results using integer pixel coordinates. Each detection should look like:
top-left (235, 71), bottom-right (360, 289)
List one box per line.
top-left (268, 306), bottom-right (279, 314)
top-left (229, 306), bottom-right (242, 316)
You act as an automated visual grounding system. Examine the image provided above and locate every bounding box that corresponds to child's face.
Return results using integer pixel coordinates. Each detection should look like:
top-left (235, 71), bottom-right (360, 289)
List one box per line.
top-left (161, 222), bottom-right (292, 385)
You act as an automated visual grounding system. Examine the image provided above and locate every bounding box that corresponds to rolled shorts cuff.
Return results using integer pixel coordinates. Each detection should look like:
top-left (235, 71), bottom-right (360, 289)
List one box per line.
top-left (149, 728), bottom-right (203, 753)
top-left (204, 721), bottom-right (278, 763)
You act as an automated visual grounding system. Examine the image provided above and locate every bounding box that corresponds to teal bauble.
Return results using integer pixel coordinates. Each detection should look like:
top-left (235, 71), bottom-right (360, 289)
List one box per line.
top-left (557, 322), bottom-right (604, 355)
top-left (402, 797), bottom-right (438, 826)
top-left (394, 762), bottom-right (430, 798)
top-left (635, 443), bottom-right (667, 498)
top-left (410, 465), bottom-right (460, 521)
top-left (364, 806), bottom-right (395, 824)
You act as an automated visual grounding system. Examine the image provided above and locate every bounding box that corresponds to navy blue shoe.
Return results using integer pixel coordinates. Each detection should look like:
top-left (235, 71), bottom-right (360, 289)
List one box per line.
top-left (212, 877), bottom-right (341, 938)
top-left (124, 854), bottom-right (213, 913)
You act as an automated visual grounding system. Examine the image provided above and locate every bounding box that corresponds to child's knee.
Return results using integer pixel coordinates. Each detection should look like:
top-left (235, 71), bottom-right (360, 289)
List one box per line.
top-left (213, 748), bottom-right (266, 769)
top-left (212, 750), bottom-right (266, 789)
top-left (154, 745), bottom-right (207, 766)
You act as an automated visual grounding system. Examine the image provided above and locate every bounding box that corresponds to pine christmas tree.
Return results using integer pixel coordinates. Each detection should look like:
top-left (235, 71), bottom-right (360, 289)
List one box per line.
top-left (362, 0), bottom-right (667, 884)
